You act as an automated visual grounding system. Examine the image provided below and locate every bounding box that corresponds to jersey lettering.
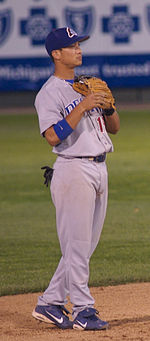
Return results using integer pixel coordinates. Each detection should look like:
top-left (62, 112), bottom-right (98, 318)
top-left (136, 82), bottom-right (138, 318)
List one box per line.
top-left (65, 98), bottom-right (82, 115)
top-left (65, 103), bottom-right (74, 115)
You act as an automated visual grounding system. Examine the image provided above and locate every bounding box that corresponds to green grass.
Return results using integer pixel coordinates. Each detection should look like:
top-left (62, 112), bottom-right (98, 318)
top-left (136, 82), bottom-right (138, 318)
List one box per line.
top-left (0, 109), bottom-right (150, 296)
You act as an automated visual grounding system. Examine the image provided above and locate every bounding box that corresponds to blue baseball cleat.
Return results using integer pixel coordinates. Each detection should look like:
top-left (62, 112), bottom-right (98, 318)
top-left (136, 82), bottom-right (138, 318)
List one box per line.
top-left (73, 308), bottom-right (109, 330)
top-left (32, 304), bottom-right (73, 329)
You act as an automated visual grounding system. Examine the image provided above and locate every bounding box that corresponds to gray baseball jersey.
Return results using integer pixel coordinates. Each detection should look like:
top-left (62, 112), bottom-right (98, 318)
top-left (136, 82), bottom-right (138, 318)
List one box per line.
top-left (35, 75), bottom-right (114, 157)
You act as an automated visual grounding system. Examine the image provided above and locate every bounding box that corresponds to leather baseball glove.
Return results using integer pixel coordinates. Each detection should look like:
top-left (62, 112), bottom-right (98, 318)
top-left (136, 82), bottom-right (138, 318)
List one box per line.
top-left (73, 75), bottom-right (116, 115)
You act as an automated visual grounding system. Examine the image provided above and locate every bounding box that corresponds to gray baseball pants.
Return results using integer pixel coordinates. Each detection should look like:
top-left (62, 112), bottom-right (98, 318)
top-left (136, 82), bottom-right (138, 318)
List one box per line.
top-left (37, 157), bottom-right (108, 317)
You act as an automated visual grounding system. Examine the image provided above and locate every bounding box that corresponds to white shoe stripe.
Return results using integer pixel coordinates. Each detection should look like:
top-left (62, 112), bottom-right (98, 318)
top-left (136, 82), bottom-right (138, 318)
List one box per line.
top-left (76, 320), bottom-right (87, 329)
top-left (45, 310), bottom-right (63, 324)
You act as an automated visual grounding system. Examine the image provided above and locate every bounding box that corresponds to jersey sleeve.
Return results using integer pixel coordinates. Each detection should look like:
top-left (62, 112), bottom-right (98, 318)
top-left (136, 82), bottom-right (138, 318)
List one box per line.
top-left (35, 85), bottom-right (63, 136)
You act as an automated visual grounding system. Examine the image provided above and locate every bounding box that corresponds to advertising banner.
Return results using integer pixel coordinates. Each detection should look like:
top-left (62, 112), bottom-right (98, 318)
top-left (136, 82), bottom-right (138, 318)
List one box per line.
top-left (0, 0), bottom-right (150, 90)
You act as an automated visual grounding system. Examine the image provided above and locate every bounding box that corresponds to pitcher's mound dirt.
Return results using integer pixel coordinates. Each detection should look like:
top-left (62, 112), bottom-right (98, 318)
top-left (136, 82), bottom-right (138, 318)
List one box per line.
top-left (0, 283), bottom-right (150, 341)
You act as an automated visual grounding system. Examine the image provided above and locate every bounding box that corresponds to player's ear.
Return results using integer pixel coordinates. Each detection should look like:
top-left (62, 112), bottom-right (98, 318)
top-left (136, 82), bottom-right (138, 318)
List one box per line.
top-left (52, 49), bottom-right (62, 61)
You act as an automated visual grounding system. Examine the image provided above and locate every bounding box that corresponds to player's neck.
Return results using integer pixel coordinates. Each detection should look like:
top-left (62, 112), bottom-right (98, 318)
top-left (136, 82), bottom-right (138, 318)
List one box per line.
top-left (54, 65), bottom-right (75, 80)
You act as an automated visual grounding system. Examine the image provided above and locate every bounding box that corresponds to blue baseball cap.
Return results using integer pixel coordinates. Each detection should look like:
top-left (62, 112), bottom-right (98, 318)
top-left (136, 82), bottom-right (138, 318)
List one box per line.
top-left (45, 27), bottom-right (89, 55)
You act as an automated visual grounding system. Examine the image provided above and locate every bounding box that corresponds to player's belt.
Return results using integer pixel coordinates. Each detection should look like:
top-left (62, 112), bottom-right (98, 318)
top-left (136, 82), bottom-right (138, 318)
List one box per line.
top-left (77, 152), bottom-right (106, 163)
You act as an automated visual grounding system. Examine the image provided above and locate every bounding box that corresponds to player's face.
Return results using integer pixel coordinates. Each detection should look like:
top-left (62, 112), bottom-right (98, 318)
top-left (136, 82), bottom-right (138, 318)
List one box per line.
top-left (59, 42), bottom-right (82, 68)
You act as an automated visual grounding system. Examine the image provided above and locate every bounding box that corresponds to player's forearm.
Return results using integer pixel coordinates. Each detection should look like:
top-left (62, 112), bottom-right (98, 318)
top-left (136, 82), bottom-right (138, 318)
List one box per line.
top-left (104, 111), bottom-right (120, 134)
top-left (45, 101), bottom-right (86, 146)
top-left (65, 101), bottom-right (87, 129)
top-left (45, 126), bottom-right (60, 146)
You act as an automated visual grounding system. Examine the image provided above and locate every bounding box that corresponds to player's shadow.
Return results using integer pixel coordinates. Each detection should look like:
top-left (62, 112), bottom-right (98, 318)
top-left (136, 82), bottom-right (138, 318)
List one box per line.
top-left (109, 315), bottom-right (150, 327)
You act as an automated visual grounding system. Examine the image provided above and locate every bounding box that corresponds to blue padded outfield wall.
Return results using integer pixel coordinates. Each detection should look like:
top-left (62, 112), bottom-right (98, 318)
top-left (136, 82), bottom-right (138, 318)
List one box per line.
top-left (0, 0), bottom-right (150, 91)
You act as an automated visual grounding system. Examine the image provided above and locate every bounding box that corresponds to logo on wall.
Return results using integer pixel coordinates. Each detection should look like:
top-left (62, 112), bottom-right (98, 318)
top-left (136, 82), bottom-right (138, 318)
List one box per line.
top-left (102, 5), bottom-right (140, 43)
top-left (20, 8), bottom-right (57, 45)
top-left (64, 6), bottom-right (94, 36)
top-left (0, 9), bottom-right (12, 45)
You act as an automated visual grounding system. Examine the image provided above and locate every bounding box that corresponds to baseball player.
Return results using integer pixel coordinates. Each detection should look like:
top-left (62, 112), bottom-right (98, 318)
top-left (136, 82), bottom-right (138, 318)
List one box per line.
top-left (32, 27), bottom-right (120, 330)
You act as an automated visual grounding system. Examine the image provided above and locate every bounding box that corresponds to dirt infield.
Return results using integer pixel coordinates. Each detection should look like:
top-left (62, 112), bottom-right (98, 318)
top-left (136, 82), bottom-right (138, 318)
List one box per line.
top-left (1, 283), bottom-right (150, 341)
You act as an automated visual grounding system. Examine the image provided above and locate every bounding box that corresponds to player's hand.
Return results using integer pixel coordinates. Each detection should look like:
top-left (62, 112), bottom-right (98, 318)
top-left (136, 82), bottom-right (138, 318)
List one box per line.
top-left (81, 92), bottom-right (106, 112)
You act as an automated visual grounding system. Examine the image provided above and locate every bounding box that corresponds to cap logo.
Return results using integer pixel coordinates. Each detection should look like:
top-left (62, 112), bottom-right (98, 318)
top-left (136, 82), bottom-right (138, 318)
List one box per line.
top-left (66, 27), bottom-right (77, 38)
